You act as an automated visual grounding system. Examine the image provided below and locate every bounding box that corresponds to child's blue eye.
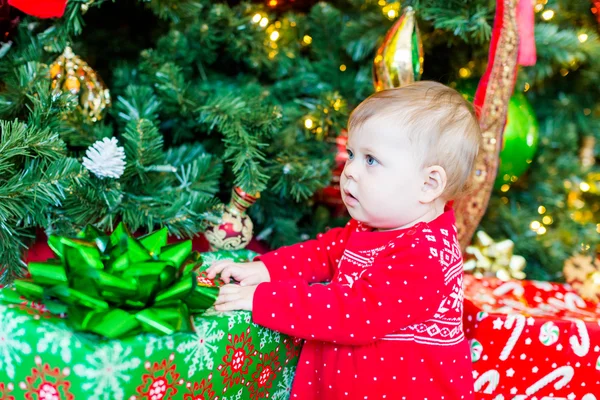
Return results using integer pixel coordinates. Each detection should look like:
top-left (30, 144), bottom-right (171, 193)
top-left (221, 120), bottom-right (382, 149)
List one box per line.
top-left (347, 149), bottom-right (354, 160)
top-left (366, 155), bottom-right (378, 166)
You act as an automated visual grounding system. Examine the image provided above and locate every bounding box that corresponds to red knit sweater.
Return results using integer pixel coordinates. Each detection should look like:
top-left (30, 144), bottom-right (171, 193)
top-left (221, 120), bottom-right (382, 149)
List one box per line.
top-left (253, 207), bottom-right (474, 399)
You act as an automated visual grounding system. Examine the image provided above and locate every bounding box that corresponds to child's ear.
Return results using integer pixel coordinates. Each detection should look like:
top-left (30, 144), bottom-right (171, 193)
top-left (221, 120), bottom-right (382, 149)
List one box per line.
top-left (420, 165), bottom-right (447, 203)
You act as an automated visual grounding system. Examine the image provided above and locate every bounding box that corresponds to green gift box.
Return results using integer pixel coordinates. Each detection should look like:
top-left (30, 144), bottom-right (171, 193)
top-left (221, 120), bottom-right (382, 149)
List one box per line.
top-left (0, 240), bottom-right (301, 399)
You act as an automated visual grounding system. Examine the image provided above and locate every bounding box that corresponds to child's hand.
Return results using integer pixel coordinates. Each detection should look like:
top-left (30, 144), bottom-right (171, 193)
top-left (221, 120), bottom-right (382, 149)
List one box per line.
top-left (205, 260), bottom-right (270, 286)
top-left (214, 284), bottom-right (257, 311)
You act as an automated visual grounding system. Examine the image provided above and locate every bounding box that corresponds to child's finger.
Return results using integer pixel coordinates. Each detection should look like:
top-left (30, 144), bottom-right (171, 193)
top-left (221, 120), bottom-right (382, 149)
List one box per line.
top-left (220, 266), bottom-right (240, 284)
top-left (205, 259), bottom-right (233, 279)
top-left (215, 291), bottom-right (240, 305)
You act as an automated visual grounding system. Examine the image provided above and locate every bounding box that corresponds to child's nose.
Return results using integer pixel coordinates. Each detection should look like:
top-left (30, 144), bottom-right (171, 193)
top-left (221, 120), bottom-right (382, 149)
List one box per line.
top-left (343, 161), bottom-right (358, 181)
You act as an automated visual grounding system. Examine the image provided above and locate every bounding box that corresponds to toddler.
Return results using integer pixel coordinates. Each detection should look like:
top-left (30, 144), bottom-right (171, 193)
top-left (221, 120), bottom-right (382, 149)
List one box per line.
top-left (207, 81), bottom-right (480, 399)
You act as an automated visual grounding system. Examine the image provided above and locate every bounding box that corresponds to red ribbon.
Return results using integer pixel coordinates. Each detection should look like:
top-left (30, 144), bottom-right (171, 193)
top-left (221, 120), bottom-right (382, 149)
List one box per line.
top-left (8, 0), bottom-right (66, 18)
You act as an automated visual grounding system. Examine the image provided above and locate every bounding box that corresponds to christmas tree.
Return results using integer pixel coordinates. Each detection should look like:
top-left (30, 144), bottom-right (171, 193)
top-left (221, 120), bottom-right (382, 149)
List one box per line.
top-left (0, 0), bottom-right (598, 283)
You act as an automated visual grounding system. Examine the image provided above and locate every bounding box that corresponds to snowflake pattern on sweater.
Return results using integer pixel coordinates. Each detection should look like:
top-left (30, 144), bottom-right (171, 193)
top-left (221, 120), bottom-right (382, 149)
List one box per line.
top-left (253, 207), bottom-right (474, 399)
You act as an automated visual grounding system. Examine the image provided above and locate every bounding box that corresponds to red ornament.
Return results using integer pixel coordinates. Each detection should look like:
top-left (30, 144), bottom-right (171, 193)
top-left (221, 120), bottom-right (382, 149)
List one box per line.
top-left (204, 187), bottom-right (259, 251)
top-left (8, 0), bottom-right (66, 18)
top-left (592, 0), bottom-right (600, 25)
top-left (316, 130), bottom-right (348, 216)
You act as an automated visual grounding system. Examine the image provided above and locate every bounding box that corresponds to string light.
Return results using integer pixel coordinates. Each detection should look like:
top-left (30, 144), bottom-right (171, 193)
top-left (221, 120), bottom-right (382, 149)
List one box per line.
top-left (541, 10), bottom-right (555, 20)
top-left (339, 64), bottom-right (347, 72)
top-left (578, 33), bottom-right (589, 43)
top-left (501, 184), bottom-right (510, 192)
top-left (378, 0), bottom-right (386, 5)
top-left (596, 224), bottom-right (600, 234)
top-left (270, 31), bottom-right (280, 41)
top-left (332, 99), bottom-right (343, 111)
top-left (560, 68), bottom-right (569, 77)
top-left (542, 216), bottom-right (553, 225)
top-left (252, 14), bottom-right (262, 23)
top-left (534, 4), bottom-right (544, 12)
top-left (537, 226), bottom-right (547, 235)
top-left (382, 3), bottom-right (400, 20)
top-left (580, 182), bottom-right (591, 192)
top-left (538, 206), bottom-right (546, 214)
top-left (530, 221), bottom-right (541, 230)
top-left (459, 68), bottom-right (472, 78)
top-left (259, 17), bottom-right (269, 28)
top-left (268, 0), bottom-right (278, 6)
top-left (524, 82), bottom-right (530, 92)
top-left (304, 118), bottom-right (314, 129)
top-left (302, 35), bottom-right (313, 45)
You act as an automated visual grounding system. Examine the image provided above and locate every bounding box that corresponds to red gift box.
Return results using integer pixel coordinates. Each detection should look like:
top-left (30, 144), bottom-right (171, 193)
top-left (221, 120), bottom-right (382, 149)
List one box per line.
top-left (463, 274), bottom-right (600, 399)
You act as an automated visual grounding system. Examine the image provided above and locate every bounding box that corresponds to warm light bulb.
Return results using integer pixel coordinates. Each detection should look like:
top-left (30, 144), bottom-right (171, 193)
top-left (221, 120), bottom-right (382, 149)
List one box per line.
top-left (530, 221), bottom-right (541, 230)
top-left (537, 226), bottom-right (547, 235)
top-left (252, 14), bottom-right (262, 24)
top-left (501, 184), bottom-right (510, 192)
top-left (538, 206), bottom-right (546, 214)
top-left (270, 31), bottom-right (280, 41)
top-left (459, 68), bottom-right (472, 78)
top-left (578, 33), bottom-right (588, 43)
top-left (259, 17), bottom-right (269, 28)
top-left (304, 118), bottom-right (314, 129)
top-left (580, 182), bottom-right (591, 192)
top-left (302, 35), bottom-right (313, 45)
top-left (339, 64), bottom-right (347, 72)
top-left (542, 216), bottom-right (553, 225)
top-left (541, 10), bottom-right (554, 20)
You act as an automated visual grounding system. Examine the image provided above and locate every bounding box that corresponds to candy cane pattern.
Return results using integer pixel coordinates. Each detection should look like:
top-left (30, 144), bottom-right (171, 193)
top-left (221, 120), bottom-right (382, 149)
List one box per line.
top-left (473, 369), bottom-right (500, 394)
top-left (522, 366), bottom-right (574, 396)
top-left (564, 292), bottom-right (586, 311)
top-left (568, 319), bottom-right (590, 357)
top-left (499, 314), bottom-right (525, 361)
top-left (547, 296), bottom-right (596, 318)
top-left (531, 281), bottom-right (554, 291)
top-left (492, 281), bottom-right (525, 297)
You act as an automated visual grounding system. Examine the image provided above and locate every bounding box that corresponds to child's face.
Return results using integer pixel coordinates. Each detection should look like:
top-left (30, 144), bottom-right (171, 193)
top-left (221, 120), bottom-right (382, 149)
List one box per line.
top-left (341, 118), bottom-right (428, 230)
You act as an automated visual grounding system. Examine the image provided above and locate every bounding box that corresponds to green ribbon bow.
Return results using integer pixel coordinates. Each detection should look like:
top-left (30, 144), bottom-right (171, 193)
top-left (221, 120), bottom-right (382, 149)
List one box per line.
top-left (4, 223), bottom-right (218, 339)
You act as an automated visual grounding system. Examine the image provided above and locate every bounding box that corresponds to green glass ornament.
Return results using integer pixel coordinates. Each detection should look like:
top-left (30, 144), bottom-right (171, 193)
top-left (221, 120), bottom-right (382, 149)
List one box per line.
top-left (494, 92), bottom-right (539, 190)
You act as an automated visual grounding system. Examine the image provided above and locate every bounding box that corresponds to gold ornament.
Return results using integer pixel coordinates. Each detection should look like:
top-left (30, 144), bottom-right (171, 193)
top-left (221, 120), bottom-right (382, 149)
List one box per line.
top-left (49, 46), bottom-right (111, 122)
top-left (372, 6), bottom-right (424, 92)
top-left (464, 231), bottom-right (526, 281)
top-left (564, 253), bottom-right (600, 302)
top-left (454, 0), bottom-right (520, 250)
top-left (204, 187), bottom-right (259, 251)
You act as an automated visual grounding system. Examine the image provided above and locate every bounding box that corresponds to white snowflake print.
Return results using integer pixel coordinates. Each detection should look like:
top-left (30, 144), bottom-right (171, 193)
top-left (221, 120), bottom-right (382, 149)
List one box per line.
top-left (203, 308), bottom-right (252, 330)
top-left (221, 388), bottom-right (244, 400)
top-left (138, 333), bottom-right (175, 357)
top-left (272, 366), bottom-right (295, 400)
top-left (0, 307), bottom-right (32, 379)
top-left (73, 341), bottom-right (141, 400)
top-left (36, 321), bottom-right (83, 363)
top-left (256, 324), bottom-right (281, 350)
top-left (176, 318), bottom-right (224, 377)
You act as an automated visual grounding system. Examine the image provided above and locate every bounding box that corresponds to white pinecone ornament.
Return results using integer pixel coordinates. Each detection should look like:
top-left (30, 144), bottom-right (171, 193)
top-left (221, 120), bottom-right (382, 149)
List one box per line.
top-left (82, 137), bottom-right (126, 179)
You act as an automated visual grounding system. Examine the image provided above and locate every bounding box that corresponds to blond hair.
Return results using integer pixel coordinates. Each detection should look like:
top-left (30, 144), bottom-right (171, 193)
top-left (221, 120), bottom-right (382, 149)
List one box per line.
top-left (348, 81), bottom-right (481, 200)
